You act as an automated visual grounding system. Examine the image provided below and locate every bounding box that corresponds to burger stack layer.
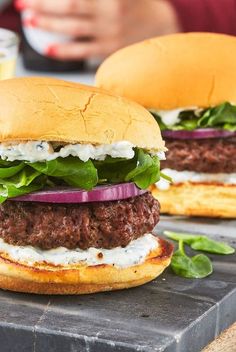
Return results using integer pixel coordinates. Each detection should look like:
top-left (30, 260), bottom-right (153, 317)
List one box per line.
top-left (96, 32), bottom-right (236, 218)
top-left (152, 105), bottom-right (236, 194)
top-left (0, 77), bottom-right (173, 295)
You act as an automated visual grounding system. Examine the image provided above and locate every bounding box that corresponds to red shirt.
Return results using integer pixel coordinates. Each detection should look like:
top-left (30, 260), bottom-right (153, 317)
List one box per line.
top-left (171, 0), bottom-right (236, 35)
top-left (0, 4), bottom-right (21, 34)
top-left (1, 1), bottom-right (236, 37)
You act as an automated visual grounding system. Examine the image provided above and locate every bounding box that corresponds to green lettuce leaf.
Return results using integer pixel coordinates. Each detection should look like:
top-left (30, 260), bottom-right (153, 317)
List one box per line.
top-left (198, 102), bottom-right (236, 127)
top-left (95, 157), bottom-right (137, 184)
top-left (150, 102), bottom-right (236, 131)
top-left (0, 184), bottom-right (43, 203)
top-left (0, 168), bottom-right (46, 203)
top-left (95, 149), bottom-right (161, 189)
top-left (29, 157), bottom-right (98, 190)
top-left (0, 161), bottom-right (24, 178)
top-left (125, 149), bottom-right (160, 189)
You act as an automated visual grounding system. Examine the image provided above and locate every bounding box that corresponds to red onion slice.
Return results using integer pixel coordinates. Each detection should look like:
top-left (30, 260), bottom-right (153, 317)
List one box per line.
top-left (162, 128), bottom-right (236, 140)
top-left (10, 183), bottom-right (147, 203)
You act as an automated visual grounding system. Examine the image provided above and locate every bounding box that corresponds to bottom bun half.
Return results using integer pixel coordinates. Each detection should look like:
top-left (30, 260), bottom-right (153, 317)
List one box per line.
top-left (151, 183), bottom-right (236, 218)
top-left (0, 237), bottom-right (173, 295)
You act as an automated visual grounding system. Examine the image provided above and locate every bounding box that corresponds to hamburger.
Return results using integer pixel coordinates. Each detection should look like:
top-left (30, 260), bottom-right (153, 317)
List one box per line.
top-left (0, 77), bottom-right (173, 294)
top-left (96, 32), bottom-right (236, 218)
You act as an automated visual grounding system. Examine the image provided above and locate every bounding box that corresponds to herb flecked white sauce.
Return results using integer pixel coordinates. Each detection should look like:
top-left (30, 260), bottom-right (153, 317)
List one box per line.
top-left (0, 141), bottom-right (165, 162)
top-left (0, 233), bottom-right (159, 268)
top-left (156, 169), bottom-right (236, 190)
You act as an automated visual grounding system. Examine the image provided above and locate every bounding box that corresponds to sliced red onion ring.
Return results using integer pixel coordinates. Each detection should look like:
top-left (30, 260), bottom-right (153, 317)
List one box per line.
top-left (162, 128), bottom-right (236, 139)
top-left (10, 183), bottom-right (147, 203)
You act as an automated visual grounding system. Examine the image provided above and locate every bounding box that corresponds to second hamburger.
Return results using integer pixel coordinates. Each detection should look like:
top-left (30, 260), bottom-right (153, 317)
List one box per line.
top-left (96, 32), bottom-right (236, 218)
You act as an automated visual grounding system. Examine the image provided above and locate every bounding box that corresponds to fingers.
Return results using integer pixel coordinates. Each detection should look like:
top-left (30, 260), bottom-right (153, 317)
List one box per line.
top-left (25, 15), bottom-right (94, 37)
top-left (45, 39), bottom-right (121, 60)
top-left (15, 0), bottom-right (96, 16)
top-left (46, 41), bottom-right (101, 60)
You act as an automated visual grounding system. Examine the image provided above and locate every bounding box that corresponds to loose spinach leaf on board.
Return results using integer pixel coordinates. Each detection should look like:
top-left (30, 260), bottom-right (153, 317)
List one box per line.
top-left (164, 231), bottom-right (200, 245)
top-left (164, 231), bottom-right (235, 255)
top-left (164, 231), bottom-right (235, 279)
top-left (191, 238), bottom-right (235, 255)
top-left (171, 240), bottom-right (213, 279)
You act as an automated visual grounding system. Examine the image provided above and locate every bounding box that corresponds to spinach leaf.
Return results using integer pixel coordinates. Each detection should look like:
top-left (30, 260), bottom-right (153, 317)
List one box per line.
top-left (164, 231), bottom-right (200, 245)
top-left (164, 231), bottom-right (235, 255)
top-left (94, 156), bottom-right (137, 184)
top-left (0, 162), bottom-right (24, 179)
top-left (223, 123), bottom-right (236, 131)
top-left (125, 150), bottom-right (160, 189)
top-left (191, 238), bottom-right (235, 255)
top-left (0, 168), bottom-right (46, 203)
top-left (29, 157), bottom-right (98, 190)
top-left (171, 241), bottom-right (213, 279)
top-left (198, 102), bottom-right (236, 127)
top-left (160, 172), bottom-right (172, 182)
top-left (0, 183), bottom-right (43, 203)
top-left (149, 102), bottom-right (236, 131)
top-left (95, 150), bottom-right (161, 189)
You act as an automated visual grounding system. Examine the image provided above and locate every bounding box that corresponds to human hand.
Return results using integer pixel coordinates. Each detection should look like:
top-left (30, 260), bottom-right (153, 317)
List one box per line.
top-left (15, 0), bottom-right (180, 60)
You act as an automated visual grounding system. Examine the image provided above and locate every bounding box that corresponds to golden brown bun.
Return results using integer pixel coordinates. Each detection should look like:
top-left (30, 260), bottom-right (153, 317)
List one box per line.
top-left (96, 32), bottom-right (236, 109)
top-left (151, 183), bottom-right (236, 218)
top-left (0, 237), bottom-right (173, 294)
top-left (0, 77), bottom-right (165, 151)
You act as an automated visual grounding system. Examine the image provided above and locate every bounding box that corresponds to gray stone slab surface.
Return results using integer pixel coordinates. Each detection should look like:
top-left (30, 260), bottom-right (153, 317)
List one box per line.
top-left (0, 217), bottom-right (235, 352)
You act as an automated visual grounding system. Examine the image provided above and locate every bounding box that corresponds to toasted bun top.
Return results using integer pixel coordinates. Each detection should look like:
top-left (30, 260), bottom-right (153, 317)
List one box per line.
top-left (96, 32), bottom-right (236, 110)
top-left (0, 77), bottom-right (165, 151)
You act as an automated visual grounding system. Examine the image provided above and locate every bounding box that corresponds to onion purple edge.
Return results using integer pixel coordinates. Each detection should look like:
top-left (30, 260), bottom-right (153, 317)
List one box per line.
top-left (10, 183), bottom-right (148, 203)
top-left (162, 128), bottom-right (236, 139)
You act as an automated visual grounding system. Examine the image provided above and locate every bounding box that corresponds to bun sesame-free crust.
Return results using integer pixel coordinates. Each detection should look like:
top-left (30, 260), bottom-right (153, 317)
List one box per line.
top-left (96, 32), bottom-right (236, 109)
top-left (0, 77), bottom-right (165, 151)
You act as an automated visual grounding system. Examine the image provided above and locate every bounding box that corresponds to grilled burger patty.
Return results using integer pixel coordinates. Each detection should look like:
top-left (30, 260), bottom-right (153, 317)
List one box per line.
top-left (0, 192), bottom-right (160, 250)
top-left (162, 137), bottom-right (236, 173)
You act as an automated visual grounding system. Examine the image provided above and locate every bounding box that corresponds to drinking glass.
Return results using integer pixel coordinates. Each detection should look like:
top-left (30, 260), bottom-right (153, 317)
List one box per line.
top-left (0, 28), bottom-right (19, 79)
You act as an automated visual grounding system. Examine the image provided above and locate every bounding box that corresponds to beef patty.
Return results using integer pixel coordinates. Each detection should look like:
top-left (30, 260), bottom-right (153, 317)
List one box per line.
top-left (0, 192), bottom-right (160, 250)
top-left (162, 137), bottom-right (236, 173)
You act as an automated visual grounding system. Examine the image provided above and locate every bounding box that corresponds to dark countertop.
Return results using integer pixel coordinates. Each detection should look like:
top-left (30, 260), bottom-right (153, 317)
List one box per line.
top-left (0, 217), bottom-right (235, 352)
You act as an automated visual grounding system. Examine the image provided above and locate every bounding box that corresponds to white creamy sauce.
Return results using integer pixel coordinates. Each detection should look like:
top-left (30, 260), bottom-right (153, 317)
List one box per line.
top-left (151, 150), bottom-right (166, 160)
top-left (0, 141), bottom-right (165, 163)
top-left (156, 107), bottom-right (197, 126)
top-left (0, 233), bottom-right (158, 268)
top-left (156, 169), bottom-right (236, 190)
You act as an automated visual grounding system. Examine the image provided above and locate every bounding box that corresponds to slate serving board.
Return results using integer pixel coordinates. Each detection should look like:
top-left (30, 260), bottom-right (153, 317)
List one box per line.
top-left (0, 217), bottom-right (235, 352)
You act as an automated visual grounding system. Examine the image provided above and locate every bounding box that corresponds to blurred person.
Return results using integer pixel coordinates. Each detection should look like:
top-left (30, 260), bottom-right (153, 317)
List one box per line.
top-left (13, 0), bottom-right (236, 61)
top-left (16, 0), bottom-right (180, 60)
top-left (0, 0), bottom-right (20, 33)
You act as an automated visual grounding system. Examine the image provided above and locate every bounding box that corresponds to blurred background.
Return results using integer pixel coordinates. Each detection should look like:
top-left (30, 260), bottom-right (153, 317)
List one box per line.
top-left (0, 0), bottom-right (236, 83)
